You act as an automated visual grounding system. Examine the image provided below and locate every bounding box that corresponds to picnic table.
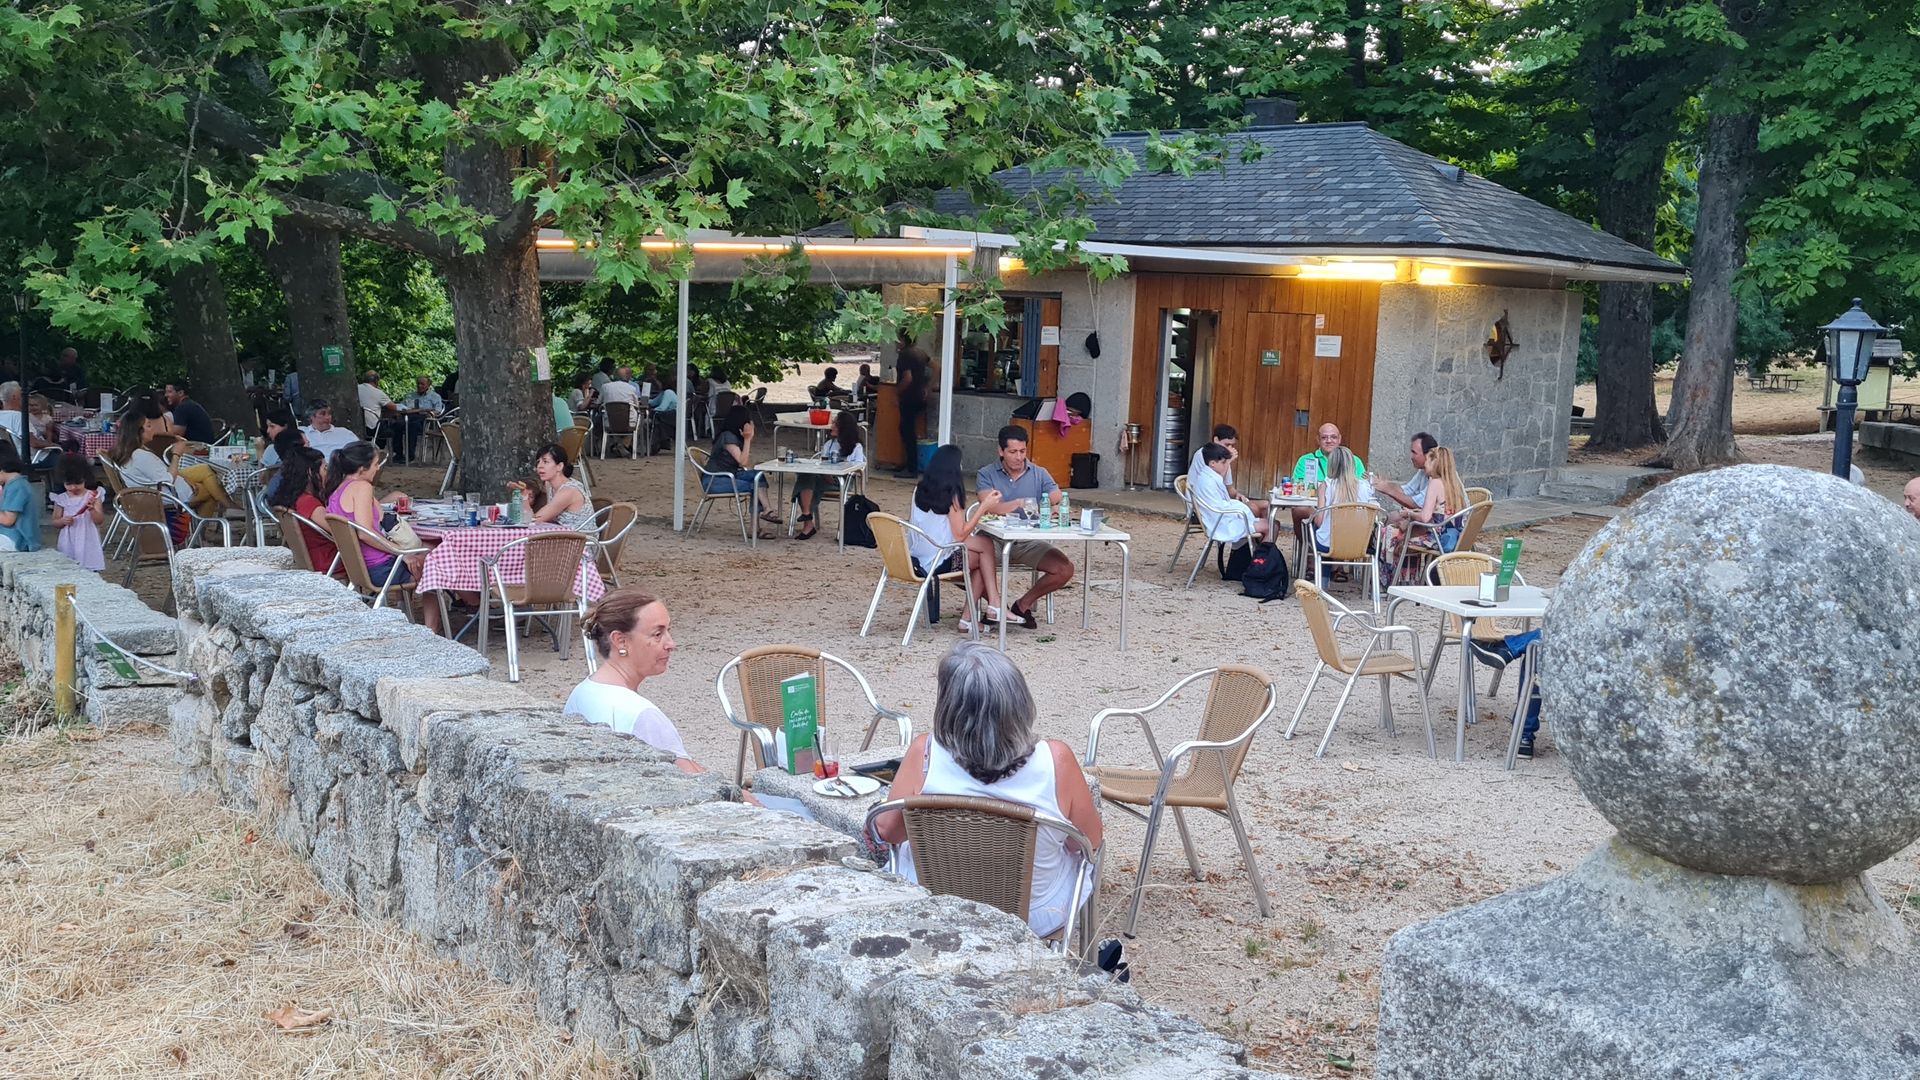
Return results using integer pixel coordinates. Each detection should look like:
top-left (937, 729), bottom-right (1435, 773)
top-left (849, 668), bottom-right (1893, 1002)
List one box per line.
top-left (972, 515), bottom-right (1132, 652)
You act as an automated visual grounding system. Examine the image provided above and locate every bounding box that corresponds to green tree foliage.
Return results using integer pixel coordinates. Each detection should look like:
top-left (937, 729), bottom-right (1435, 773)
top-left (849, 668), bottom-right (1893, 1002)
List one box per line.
top-left (542, 282), bottom-right (834, 387)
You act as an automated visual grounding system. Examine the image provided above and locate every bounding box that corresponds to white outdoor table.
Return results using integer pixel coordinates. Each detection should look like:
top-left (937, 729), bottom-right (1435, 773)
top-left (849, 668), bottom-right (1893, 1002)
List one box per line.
top-left (754, 457), bottom-right (867, 550)
top-left (773, 417), bottom-right (833, 452)
top-left (972, 517), bottom-right (1132, 652)
top-left (1386, 584), bottom-right (1551, 762)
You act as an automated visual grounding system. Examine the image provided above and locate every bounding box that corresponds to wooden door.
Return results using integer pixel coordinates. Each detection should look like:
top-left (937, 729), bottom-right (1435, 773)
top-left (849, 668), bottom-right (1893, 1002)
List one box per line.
top-left (1210, 310), bottom-right (1316, 490)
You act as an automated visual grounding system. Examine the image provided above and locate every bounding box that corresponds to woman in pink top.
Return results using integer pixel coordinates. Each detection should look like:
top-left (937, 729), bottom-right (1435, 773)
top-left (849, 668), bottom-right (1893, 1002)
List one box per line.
top-left (322, 440), bottom-right (439, 633)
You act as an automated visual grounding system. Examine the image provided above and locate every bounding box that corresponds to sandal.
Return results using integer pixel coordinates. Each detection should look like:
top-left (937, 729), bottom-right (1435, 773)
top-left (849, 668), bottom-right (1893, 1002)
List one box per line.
top-left (759, 511), bottom-right (784, 525)
top-left (794, 515), bottom-right (818, 540)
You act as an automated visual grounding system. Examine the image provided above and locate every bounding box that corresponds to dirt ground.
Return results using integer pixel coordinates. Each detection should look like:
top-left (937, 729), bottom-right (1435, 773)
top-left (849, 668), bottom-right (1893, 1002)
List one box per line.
top-left (43, 399), bottom-right (1920, 1077)
top-left (0, 710), bottom-right (623, 1078)
top-left (1571, 368), bottom-right (1920, 437)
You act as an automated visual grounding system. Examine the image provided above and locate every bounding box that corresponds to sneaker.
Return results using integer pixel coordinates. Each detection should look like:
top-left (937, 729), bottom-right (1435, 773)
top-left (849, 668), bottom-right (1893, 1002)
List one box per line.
top-left (1516, 737), bottom-right (1535, 760)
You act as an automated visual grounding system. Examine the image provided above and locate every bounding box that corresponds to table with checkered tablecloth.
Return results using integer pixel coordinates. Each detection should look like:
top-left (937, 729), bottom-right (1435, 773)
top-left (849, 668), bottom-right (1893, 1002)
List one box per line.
top-left (414, 522), bottom-right (606, 602)
top-left (56, 423), bottom-right (116, 458)
top-left (51, 403), bottom-right (93, 422)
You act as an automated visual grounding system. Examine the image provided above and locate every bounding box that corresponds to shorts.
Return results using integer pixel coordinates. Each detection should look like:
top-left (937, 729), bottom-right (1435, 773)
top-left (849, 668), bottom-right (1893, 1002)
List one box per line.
top-left (1006, 540), bottom-right (1059, 567)
top-left (703, 470), bottom-right (760, 495)
top-left (370, 558), bottom-right (412, 587)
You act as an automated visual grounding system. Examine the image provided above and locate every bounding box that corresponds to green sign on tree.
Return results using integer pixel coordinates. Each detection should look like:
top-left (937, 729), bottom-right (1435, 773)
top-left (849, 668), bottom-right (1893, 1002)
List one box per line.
top-left (321, 345), bottom-right (345, 374)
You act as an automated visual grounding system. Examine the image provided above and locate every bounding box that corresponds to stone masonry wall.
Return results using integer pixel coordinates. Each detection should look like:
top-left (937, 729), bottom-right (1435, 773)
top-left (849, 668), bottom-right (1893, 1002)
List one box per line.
top-left (1370, 282), bottom-right (1582, 498)
top-left (0, 545), bottom-right (1294, 1079)
top-left (0, 548), bottom-right (183, 728)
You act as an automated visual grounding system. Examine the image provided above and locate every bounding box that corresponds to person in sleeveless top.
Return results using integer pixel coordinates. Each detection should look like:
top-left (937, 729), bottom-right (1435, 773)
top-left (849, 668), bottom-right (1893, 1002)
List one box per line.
top-left (873, 643), bottom-right (1103, 937)
top-left (508, 442), bottom-right (596, 532)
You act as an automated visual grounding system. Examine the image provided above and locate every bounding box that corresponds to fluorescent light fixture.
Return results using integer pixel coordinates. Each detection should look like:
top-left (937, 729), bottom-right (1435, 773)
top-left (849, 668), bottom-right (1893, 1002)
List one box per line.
top-left (1296, 262), bottom-right (1398, 281)
top-left (997, 256), bottom-right (1025, 274)
top-left (1416, 265), bottom-right (1455, 286)
top-left (534, 237), bottom-right (972, 257)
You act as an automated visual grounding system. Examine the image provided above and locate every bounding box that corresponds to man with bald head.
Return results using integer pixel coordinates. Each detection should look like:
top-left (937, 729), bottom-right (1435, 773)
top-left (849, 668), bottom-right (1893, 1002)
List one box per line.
top-left (1290, 422), bottom-right (1366, 523)
top-left (1904, 477), bottom-right (1920, 522)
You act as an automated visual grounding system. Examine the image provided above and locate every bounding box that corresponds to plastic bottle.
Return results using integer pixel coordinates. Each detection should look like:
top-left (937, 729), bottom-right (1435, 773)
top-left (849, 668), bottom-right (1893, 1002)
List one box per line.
top-left (508, 487), bottom-right (526, 526)
top-left (1059, 492), bottom-right (1072, 530)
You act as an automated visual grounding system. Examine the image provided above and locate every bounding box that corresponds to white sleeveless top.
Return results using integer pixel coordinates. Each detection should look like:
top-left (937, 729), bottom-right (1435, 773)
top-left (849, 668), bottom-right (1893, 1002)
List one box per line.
top-left (900, 737), bottom-right (1080, 936)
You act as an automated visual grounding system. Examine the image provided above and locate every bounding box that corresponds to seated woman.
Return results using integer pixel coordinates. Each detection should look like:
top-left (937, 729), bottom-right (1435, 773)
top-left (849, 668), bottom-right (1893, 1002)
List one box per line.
top-left (1314, 446), bottom-right (1375, 554)
top-left (258, 407), bottom-right (299, 467)
top-left (267, 445), bottom-right (338, 575)
top-left (106, 406), bottom-right (197, 542)
top-left (567, 373), bottom-right (597, 413)
top-left (1191, 442), bottom-right (1271, 546)
top-left (910, 444), bottom-right (1005, 631)
top-left (707, 404), bottom-right (778, 525)
top-left (507, 442), bottom-right (596, 532)
top-left (789, 410), bottom-right (864, 540)
top-left (564, 588), bottom-right (702, 774)
top-left (323, 440), bottom-right (440, 633)
top-left (873, 643), bottom-right (1103, 938)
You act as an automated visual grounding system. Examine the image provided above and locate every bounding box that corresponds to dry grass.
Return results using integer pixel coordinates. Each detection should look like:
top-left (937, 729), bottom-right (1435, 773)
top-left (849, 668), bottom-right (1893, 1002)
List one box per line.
top-left (0, 657), bottom-right (61, 741)
top-left (0, 726), bottom-right (626, 1079)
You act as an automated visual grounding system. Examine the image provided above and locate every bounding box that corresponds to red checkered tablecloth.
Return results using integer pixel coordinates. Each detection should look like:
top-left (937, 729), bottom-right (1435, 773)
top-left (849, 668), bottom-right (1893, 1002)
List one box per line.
top-left (51, 404), bottom-right (92, 422)
top-left (56, 423), bottom-right (116, 458)
top-left (415, 522), bottom-right (606, 603)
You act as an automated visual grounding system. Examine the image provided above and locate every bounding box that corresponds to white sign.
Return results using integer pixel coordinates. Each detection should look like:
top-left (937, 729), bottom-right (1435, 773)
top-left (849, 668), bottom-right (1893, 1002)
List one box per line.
top-left (1315, 313), bottom-right (1326, 330)
top-left (1314, 335), bottom-right (1342, 358)
top-left (1039, 325), bottom-right (1061, 346)
top-left (531, 346), bottom-right (552, 383)
top-left (1873, 337), bottom-right (1903, 358)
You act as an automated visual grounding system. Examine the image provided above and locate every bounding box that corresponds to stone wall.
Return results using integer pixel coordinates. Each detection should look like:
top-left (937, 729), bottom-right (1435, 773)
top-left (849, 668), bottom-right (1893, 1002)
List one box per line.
top-left (1370, 282), bottom-right (1582, 497)
top-left (0, 545), bottom-right (1293, 1079)
top-left (0, 548), bottom-right (182, 727)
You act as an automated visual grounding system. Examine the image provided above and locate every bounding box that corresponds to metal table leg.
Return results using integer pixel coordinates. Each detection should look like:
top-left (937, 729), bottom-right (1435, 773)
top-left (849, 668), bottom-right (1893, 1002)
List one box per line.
top-left (1117, 541), bottom-right (1130, 651)
top-left (834, 474), bottom-right (848, 550)
top-left (996, 539), bottom-right (1013, 652)
top-left (1081, 539), bottom-right (1092, 629)
top-left (1455, 614), bottom-right (1477, 762)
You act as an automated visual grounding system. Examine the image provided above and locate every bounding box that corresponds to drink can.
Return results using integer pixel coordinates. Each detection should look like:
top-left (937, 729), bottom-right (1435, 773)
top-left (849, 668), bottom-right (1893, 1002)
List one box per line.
top-left (467, 507), bottom-right (480, 527)
top-left (1282, 478), bottom-right (1294, 497)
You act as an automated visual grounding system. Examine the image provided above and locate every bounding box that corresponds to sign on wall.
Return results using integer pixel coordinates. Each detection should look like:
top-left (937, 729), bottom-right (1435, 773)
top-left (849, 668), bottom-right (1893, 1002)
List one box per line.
top-left (531, 346), bottom-right (552, 383)
top-left (1039, 325), bottom-right (1061, 346)
top-left (1261, 349), bottom-right (1280, 367)
top-left (1314, 335), bottom-right (1342, 358)
top-left (320, 345), bottom-right (345, 374)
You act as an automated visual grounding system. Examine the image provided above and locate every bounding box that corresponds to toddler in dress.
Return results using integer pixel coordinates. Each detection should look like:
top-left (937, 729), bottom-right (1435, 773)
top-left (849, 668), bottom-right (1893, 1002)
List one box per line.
top-left (49, 455), bottom-right (106, 571)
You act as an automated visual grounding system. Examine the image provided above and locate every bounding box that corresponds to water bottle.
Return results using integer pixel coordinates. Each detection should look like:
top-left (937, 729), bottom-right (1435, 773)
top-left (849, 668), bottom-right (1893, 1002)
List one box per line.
top-left (1059, 492), bottom-right (1072, 530)
top-left (508, 487), bottom-right (526, 526)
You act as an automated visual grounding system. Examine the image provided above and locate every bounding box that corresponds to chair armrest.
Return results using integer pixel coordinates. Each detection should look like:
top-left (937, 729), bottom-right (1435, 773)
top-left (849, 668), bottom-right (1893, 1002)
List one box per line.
top-left (1085, 670), bottom-right (1220, 766)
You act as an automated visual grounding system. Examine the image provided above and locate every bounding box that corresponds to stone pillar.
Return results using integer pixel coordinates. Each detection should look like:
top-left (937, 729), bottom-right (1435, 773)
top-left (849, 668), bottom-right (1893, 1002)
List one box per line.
top-left (1378, 463), bottom-right (1920, 1078)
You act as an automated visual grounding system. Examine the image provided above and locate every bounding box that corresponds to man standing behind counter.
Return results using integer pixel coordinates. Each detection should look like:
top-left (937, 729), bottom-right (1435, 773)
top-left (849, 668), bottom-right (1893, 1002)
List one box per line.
top-left (893, 329), bottom-right (930, 478)
top-left (976, 426), bottom-right (1075, 629)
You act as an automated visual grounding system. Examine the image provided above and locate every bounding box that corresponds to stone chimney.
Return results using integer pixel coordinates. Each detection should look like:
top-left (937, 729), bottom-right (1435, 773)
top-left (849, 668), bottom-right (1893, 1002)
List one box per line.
top-left (1243, 97), bottom-right (1298, 126)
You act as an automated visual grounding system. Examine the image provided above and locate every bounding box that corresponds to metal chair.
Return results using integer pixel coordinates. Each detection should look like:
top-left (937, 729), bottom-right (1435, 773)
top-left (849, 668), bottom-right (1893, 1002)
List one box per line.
top-left (1393, 499), bottom-right (1492, 585)
top-left (1083, 664), bottom-right (1277, 936)
top-left (242, 467), bottom-right (280, 547)
top-left (863, 795), bottom-right (1101, 958)
top-left (860, 512), bottom-right (968, 645)
top-left (471, 530), bottom-right (593, 682)
top-left (715, 645), bottom-right (910, 786)
top-left (437, 422), bottom-right (462, 496)
top-left (95, 456), bottom-right (131, 557)
top-left (110, 489), bottom-right (178, 610)
top-left (272, 506), bottom-right (342, 576)
top-left (324, 513), bottom-right (428, 617)
top-left (1284, 580), bottom-right (1436, 759)
top-left (1308, 501), bottom-right (1384, 610)
top-left (1423, 552), bottom-right (1531, 698)
top-left (1166, 474), bottom-right (1205, 572)
top-left (599, 401), bottom-right (638, 459)
top-left (686, 445), bottom-right (766, 543)
top-left (1493, 636), bottom-right (1541, 771)
top-left (587, 500), bottom-right (639, 588)
top-left (1183, 479), bottom-right (1258, 589)
top-left (556, 423), bottom-right (595, 490)
top-left (1463, 486), bottom-right (1493, 508)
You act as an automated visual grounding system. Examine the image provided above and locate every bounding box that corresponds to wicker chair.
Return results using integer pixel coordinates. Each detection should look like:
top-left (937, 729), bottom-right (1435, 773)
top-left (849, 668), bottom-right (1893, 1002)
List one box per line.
top-left (1284, 580), bottom-right (1436, 759)
top-left (600, 401), bottom-right (638, 459)
top-left (1182, 477), bottom-right (1258, 589)
top-left (588, 501), bottom-right (639, 588)
top-left (862, 795), bottom-right (1101, 957)
top-left (1083, 664), bottom-right (1276, 936)
top-left (715, 645), bottom-right (910, 786)
top-left (96, 456), bottom-right (130, 556)
top-left (556, 423), bottom-right (595, 489)
top-left (324, 513), bottom-right (428, 617)
top-left (110, 489), bottom-right (178, 610)
top-left (1393, 499), bottom-right (1493, 584)
top-left (475, 530), bottom-right (593, 682)
top-left (1165, 474), bottom-right (1205, 572)
top-left (273, 506), bottom-right (341, 576)
top-left (1308, 501), bottom-right (1384, 610)
top-left (437, 421), bottom-right (462, 496)
top-left (1463, 486), bottom-right (1493, 508)
top-left (860, 512), bottom-right (967, 645)
top-left (686, 445), bottom-right (765, 543)
top-left (1421, 552), bottom-right (1531, 698)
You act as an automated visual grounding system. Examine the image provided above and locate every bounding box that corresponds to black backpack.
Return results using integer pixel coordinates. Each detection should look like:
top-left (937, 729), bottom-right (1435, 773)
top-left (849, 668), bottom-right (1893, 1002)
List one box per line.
top-left (1221, 542), bottom-right (1253, 582)
top-left (1240, 542), bottom-right (1292, 602)
top-left (842, 494), bottom-right (880, 548)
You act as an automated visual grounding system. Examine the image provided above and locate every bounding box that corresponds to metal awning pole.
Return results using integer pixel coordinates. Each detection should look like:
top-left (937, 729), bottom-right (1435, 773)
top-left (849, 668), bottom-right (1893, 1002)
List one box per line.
top-left (673, 276), bottom-right (689, 531)
top-left (937, 253), bottom-right (957, 445)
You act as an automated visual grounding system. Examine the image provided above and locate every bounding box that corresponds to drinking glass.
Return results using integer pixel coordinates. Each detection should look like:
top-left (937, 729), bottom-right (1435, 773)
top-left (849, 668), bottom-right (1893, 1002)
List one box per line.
top-left (1023, 497), bottom-right (1039, 521)
top-left (818, 731), bottom-right (841, 779)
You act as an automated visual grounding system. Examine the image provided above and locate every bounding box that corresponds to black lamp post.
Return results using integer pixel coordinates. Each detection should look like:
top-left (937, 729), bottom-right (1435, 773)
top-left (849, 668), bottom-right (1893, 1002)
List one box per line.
top-left (9, 293), bottom-right (26, 393)
top-left (1821, 298), bottom-right (1885, 480)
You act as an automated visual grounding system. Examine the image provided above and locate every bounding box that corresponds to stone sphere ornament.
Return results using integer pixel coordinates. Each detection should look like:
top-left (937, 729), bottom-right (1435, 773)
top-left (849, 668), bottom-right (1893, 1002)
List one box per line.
top-left (1545, 464), bottom-right (1920, 883)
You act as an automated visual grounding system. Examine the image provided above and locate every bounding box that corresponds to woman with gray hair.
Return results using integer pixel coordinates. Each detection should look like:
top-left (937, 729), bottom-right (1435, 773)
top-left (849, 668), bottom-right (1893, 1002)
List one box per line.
top-left (874, 642), bottom-right (1103, 936)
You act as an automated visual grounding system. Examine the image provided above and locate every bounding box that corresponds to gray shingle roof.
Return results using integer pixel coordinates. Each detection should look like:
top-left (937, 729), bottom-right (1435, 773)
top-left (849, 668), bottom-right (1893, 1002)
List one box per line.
top-left (925, 123), bottom-right (1681, 274)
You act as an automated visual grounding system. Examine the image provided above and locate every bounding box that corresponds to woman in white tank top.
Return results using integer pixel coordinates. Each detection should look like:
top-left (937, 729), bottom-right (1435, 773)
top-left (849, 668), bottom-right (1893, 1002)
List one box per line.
top-left (873, 643), bottom-right (1103, 936)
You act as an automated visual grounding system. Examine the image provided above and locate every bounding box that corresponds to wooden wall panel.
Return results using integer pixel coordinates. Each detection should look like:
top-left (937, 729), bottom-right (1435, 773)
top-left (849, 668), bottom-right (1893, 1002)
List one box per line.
top-left (1038, 297), bottom-right (1061, 397)
top-left (1125, 272), bottom-right (1381, 488)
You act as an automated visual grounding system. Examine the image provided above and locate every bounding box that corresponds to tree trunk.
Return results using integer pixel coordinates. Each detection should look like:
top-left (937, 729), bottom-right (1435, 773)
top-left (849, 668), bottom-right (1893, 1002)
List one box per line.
top-left (1345, 0), bottom-right (1370, 88)
top-left (166, 259), bottom-right (253, 430)
top-left (1587, 164), bottom-right (1666, 450)
top-left (442, 229), bottom-right (550, 496)
top-left (254, 223), bottom-right (362, 432)
top-left (1663, 108), bottom-right (1758, 472)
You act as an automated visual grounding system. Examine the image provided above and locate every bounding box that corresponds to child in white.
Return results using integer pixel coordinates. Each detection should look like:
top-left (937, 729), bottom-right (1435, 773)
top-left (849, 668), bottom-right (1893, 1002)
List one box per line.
top-left (49, 457), bottom-right (107, 571)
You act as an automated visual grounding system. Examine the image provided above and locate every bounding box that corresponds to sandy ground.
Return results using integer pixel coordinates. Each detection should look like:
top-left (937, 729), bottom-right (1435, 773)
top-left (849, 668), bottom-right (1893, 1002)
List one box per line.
top-left (0, 712), bottom-right (622, 1078)
top-left (1571, 369), bottom-right (1920, 437)
top-left (70, 418), bottom-right (1920, 1076)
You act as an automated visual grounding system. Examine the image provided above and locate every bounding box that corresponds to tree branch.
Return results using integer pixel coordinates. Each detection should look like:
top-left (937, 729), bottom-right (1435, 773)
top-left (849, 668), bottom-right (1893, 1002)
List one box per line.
top-left (274, 192), bottom-right (461, 261)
